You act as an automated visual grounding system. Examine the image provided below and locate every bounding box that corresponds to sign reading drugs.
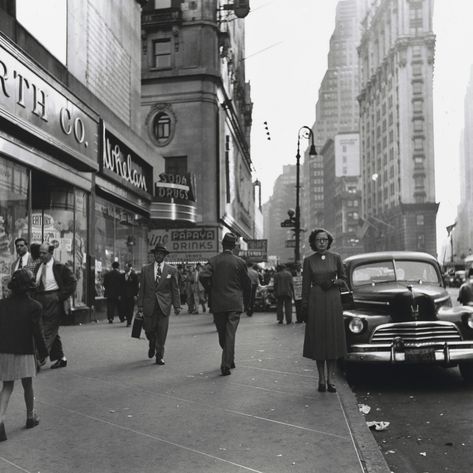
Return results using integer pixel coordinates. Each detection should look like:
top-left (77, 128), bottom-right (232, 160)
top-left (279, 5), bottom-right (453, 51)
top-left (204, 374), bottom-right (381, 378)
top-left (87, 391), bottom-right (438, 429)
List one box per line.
top-left (148, 227), bottom-right (219, 262)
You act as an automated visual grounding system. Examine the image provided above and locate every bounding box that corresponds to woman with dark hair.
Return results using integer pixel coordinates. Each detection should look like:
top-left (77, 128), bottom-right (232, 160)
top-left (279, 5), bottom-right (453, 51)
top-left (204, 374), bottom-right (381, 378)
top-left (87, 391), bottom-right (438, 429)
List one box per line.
top-left (0, 269), bottom-right (48, 441)
top-left (301, 228), bottom-right (347, 393)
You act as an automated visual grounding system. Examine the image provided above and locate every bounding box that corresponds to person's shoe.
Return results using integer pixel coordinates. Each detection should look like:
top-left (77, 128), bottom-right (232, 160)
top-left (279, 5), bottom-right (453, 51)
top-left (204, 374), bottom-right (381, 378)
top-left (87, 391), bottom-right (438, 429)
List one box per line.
top-left (51, 359), bottom-right (67, 369)
top-left (286, 321), bottom-right (292, 325)
top-left (295, 321), bottom-right (303, 324)
top-left (318, 382), bottom-right (326, 393)
top-left (221, 367), bottom-right (231, 376)
top-left (0, 423), bottom-right (6, 441)
top-left (230, 361), bottom-right (236, 369)
top-left (108, 320), bottom-right (113, 324)
top-left (327, 383), bottom-right (337, 393)
top-left (148, 345), bottom-right (155, 359)
top-left (26, 414), bottom-right (40, 429)
top-left (119, 318), bottom-right (125, 322)
top-left (156, 358), bottom-right (165, 365)
top-left (277, 321), bottom-right (283, 325)
top-left (126, 322), bottom-right (131, 327)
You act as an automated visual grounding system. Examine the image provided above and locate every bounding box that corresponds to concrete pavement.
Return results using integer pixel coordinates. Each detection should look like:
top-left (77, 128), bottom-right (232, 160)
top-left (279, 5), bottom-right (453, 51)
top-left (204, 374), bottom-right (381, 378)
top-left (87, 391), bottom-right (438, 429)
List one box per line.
top-left (0, 312), bottom-right (390, 473)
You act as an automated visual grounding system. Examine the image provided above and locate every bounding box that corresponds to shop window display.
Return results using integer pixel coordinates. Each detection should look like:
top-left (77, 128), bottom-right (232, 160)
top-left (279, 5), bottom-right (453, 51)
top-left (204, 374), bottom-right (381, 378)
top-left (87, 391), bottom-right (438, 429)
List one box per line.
top-left (0, 157), bottom-right (29, 298)
top-left (95, 196), bottom-right (148, 299)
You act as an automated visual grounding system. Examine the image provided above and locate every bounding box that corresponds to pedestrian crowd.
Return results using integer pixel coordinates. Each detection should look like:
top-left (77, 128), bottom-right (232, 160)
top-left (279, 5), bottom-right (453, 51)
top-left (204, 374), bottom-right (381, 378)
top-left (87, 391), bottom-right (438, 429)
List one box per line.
top-left (0, 228), bottom-right (348, 442)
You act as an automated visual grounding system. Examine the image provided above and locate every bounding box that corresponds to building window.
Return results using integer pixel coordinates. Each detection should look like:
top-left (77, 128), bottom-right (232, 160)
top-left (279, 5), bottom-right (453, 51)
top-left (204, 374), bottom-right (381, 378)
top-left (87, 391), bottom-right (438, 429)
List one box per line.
top-left (413, 119), bottom-right (424, 132)
top-left (153, 38), bottom-right (172, 69)
top-left (413, 100), bottom-right (423, 113)
top-left (414, 138), bottom-right (424, 150)
top-left (164, 156), bottom-right (187, 176)
top-left (416, 214), bottom-right (424, 226)
top-left (152, 112), bottom-right (171, 144)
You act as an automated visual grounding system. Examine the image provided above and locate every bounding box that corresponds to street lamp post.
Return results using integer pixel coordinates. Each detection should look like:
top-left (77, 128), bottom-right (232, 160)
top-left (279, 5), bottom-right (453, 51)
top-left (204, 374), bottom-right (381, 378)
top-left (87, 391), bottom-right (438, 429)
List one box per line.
top-left (295, 126), bottom-right (317, 264)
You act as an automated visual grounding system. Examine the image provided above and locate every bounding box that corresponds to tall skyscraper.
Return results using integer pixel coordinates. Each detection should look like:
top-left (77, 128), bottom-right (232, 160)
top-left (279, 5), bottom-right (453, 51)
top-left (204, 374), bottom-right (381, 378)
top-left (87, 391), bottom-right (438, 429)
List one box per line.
top-left (302, 0), bottom-right (368, 247)
top-left (454, 66), bottom-right (473, 259)
top-left (358, 0), bottom-right (437, 255)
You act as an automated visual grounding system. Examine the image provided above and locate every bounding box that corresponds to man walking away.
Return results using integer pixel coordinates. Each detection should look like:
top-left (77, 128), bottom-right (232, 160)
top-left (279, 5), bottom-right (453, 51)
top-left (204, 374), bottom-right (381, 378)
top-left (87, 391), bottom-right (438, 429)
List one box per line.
top-left (103, 261), bottom-right (123, 323)
top-left (273, 264), bottom-right (294, 324)
top-left (199, 233), bottom-right (251, 376)
top-left (137, 245), bottom-right (181, 366)
top-left (33, 243), bottom-right (76, 369)
top-left (121, 263), bottom-right (139, 327)
top-left (458, 268), bottom-right (473, 306)
top-left (246, 262), bottom-right (260, 317)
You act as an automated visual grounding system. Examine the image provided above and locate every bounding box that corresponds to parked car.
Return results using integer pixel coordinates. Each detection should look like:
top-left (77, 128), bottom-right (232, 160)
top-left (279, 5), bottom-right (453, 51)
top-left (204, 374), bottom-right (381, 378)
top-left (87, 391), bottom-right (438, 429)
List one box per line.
top-left (254, 283), bottom-right (276, 311)
top-left (342, 251), bottom-right (473, 382)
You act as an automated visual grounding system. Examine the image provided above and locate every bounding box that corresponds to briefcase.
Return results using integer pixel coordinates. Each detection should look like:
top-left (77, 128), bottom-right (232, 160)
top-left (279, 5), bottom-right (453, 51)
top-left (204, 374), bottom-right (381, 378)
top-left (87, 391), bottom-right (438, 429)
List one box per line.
top-left (131, 312), bottom-right (144, 339)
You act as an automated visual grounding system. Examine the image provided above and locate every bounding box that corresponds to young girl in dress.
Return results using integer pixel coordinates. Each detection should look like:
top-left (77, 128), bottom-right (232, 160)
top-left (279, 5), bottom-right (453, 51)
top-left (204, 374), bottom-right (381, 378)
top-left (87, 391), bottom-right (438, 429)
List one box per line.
top-left (0, 268), bottom-right (48, 441)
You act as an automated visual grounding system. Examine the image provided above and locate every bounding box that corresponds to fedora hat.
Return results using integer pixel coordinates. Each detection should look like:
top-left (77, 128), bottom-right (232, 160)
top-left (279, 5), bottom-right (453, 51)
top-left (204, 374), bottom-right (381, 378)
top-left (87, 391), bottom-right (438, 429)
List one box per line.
top-left (222, 232), bottom-right (238, 247)
top-left (153, 244), bottom-right (170, 255)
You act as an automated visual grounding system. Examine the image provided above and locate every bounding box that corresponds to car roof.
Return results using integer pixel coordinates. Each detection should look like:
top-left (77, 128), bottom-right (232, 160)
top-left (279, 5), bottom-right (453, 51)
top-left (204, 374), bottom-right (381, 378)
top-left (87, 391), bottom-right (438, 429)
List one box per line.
top-left (343, 251), bottom-right (439, 265)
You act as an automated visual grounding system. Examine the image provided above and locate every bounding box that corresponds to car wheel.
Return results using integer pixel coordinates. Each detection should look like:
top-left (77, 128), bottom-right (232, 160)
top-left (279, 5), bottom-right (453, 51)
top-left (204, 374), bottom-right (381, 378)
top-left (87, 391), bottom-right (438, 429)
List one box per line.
top-left (459, 362), bottom-right (473, 384)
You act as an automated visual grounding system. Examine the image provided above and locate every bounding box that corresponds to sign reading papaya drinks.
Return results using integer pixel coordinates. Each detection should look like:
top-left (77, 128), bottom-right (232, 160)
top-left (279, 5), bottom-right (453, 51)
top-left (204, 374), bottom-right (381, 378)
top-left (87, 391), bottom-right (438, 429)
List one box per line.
top-left (101, 126), bottom-right (153, 197)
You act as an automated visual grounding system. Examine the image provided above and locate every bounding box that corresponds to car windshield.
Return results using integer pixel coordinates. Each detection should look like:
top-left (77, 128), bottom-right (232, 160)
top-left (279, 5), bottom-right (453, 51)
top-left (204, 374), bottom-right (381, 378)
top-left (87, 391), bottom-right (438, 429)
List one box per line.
top-left (352, 259), bottom-right (441, 287)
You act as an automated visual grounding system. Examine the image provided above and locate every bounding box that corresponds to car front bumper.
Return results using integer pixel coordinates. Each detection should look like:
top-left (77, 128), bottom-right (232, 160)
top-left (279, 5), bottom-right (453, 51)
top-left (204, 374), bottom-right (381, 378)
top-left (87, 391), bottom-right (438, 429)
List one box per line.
top-left (346, 340), bottom-right (473, 364)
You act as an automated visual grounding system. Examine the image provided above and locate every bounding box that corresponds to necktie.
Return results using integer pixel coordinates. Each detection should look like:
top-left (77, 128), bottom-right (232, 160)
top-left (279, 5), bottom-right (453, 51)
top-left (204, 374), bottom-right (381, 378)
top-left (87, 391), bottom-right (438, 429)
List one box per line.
top-left (156, 264), bottom-right (162, 286)
top-left (41, 264), bottom-right (47, 290)
top-left (18, 257), bottom-right (23, 269)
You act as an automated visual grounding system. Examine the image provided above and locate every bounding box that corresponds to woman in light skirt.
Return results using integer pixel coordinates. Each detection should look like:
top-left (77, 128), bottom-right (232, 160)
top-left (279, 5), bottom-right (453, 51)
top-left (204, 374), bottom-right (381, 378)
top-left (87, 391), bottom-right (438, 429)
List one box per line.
top-left (0, 268), bottom-right (48, 441)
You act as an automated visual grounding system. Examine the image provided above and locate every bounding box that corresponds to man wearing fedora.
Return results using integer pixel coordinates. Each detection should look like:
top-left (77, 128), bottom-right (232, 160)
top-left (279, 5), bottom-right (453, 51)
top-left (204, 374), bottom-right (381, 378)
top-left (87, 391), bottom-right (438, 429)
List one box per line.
top-left (199, 233), bottom-right (251, 376)
top-left (137, 245), bottom-right (181, 365)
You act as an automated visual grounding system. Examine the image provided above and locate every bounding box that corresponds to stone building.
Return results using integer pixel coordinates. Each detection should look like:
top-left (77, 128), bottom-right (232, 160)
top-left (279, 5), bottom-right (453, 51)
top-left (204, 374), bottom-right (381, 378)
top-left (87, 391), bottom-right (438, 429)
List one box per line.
top-left (358, 0), bottom-right (437, 255)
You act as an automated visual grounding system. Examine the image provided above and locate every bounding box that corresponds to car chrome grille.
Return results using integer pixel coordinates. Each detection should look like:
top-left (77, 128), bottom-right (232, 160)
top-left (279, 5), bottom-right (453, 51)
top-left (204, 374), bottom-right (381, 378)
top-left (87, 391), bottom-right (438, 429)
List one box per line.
top-left (371, 322), bottom-right (462, 344)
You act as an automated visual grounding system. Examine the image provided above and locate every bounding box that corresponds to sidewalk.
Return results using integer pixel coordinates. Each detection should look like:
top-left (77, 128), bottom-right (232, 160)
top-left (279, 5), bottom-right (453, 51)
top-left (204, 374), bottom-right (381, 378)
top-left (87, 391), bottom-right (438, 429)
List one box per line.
top-left (0, 312), bottom-right (390, 473)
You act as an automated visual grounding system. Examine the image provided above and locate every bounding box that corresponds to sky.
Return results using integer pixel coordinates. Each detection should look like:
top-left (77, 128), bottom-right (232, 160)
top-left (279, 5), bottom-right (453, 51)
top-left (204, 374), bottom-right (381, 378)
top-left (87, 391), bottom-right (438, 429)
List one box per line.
top-left (245, 0), bottom-right (473, 256)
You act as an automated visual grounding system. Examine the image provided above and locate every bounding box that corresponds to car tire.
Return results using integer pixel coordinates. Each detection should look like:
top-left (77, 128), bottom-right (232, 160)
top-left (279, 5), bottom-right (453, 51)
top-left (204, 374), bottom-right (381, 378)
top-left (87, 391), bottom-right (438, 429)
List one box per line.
top-left (459, 362), bottom-right (473, 384)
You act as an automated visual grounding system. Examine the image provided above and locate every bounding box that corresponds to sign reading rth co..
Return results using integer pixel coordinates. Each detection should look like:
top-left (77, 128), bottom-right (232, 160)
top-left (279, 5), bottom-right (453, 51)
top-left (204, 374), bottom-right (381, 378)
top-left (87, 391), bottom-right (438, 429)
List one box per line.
top-left (148, 227), bottom-right (219, 262)
top-left (0, 37), bottom-right (98, 171)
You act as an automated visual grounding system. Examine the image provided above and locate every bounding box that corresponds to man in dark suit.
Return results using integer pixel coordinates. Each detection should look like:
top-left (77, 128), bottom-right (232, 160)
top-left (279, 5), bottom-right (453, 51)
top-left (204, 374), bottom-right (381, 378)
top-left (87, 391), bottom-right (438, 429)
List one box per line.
top-left (33, 243), bottom-right (76, 369)
top-left (273, 264), bottom-right (294, 324)
top-left (121, 263), bottom-right (139, 327)
top-left (103, 261), bottom-right (123, 323)
top-left (11, 238), bottom-right (34, 274)
top-left (137, 245), bottom-right (180, 365)
top-left (199, 233), bottom-right (251, 376)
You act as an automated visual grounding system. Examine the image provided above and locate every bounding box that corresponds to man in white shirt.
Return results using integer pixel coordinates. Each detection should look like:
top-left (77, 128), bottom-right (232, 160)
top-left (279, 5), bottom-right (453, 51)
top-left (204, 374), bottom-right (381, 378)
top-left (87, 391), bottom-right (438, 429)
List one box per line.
top-left (33, 243), bottom-right (76, 369)
top-left (11, 238), bottom-right (34, 274)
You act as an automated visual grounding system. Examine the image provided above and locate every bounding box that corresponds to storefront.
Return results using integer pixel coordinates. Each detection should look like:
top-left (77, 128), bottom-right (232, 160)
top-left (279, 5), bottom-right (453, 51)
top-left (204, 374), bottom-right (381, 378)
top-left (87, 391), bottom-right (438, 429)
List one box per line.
top-left (93, 123), bottom-right (153, 310)
top-left (0, 35), bottom-right (98, 319)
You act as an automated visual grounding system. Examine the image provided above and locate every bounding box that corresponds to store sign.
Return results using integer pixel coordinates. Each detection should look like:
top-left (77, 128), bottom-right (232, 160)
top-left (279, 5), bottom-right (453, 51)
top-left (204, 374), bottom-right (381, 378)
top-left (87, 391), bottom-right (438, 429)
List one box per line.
top-left (239, 239), bottom-right (267, 262)
top-left (100, 126), bottom-right (153, 197)
top-left (0, 37), bottom-right (98, 171)
top-left (147, 227), bottom-right (218, 262)
top-left (154, 173), bottom-right (196, 203)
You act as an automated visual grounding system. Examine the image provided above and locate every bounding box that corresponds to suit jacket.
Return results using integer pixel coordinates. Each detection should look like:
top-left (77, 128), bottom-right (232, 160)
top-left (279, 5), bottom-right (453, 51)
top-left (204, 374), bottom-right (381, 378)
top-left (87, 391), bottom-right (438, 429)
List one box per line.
top-left (0, 294), bottom-right (48, 358)
top-left (122, 270), bottom-right (139, 299)
top-left (11, 253), bottom-right (34, 274)
top-left (137, 262), bottom-right (180, 318)
top-left (34, 260), bottom-right (77, 303)
top-left (199, 250), bottom-right (251, 313)
top-left (273, 269), bottom-right (294, 297)
top-left (103, 269), bottom-right (123, 299)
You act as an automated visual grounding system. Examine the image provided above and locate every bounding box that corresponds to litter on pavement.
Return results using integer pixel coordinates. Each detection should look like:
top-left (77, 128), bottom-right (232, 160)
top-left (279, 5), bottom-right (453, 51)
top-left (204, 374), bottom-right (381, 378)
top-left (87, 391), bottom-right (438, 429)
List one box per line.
top-left (366, 421), bottom-right (390, 431)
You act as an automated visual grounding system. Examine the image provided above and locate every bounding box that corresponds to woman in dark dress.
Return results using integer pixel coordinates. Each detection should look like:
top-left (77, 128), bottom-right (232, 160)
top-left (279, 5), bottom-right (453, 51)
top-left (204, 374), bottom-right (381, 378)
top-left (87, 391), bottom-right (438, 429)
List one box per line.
top-left (302, 228), bottom-right (347, 393)
top-left (0, 269), bottom-right (48, 441)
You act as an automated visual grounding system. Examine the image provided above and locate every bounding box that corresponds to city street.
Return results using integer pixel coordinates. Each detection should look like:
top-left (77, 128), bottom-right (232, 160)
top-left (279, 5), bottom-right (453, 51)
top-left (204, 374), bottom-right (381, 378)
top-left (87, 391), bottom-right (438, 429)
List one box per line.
top-left (0, 312), bottom-right (389, 473)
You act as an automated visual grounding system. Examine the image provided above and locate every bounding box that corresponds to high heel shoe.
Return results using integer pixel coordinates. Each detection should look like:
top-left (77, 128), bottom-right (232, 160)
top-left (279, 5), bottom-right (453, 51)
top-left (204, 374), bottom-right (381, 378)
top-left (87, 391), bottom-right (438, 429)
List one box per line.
top-left (318, 382), bottom-right (326, 392)
top-left (327, 383), bottom-right (337, 393)
top-left (0, 422), bottom-right (6, 441)
top-left (26, 413), bottom-right (40, 429)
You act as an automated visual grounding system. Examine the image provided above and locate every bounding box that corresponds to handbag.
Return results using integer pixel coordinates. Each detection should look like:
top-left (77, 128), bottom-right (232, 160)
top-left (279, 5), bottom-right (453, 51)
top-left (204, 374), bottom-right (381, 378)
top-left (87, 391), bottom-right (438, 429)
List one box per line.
top-left (338, 280), bottom-right (355, 309)
top-left (131, 311), bottom-right (144, 339)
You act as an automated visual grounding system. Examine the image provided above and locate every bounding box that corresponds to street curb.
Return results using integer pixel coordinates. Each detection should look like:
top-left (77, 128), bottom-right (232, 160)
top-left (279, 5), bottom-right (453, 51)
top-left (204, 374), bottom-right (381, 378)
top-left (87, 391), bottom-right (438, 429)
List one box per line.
top-left (337, 375), bottom-right (392, 473)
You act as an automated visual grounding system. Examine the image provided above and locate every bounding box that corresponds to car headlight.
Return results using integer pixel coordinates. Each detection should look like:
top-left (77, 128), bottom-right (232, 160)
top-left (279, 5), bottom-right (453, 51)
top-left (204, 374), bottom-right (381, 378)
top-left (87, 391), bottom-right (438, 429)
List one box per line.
top-left (348, 317), bottom-right (365, 334)
top-left (466, 314), bottom-right (473, 329)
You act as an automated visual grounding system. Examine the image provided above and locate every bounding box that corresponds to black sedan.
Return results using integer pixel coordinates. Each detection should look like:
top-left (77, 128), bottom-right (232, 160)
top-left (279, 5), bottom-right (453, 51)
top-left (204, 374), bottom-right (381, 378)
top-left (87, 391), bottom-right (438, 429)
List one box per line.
top-left (341, 251), bottom-right (473, 382)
